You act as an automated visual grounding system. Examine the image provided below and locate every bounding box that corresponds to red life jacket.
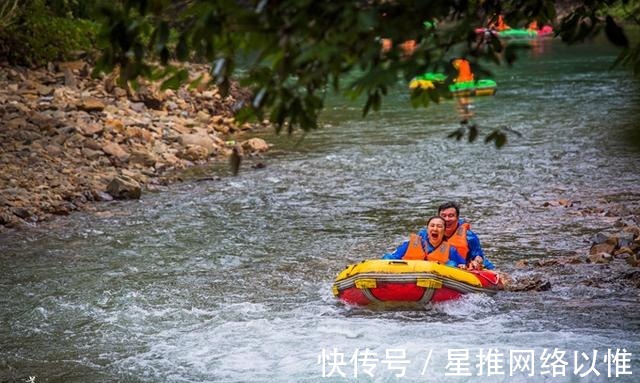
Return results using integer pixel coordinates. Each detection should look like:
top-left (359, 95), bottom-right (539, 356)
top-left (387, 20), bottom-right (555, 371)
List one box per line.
top-left (402, 233), bottom-right (452, 264)
top-left (446, 223), bottom-right (470, 260)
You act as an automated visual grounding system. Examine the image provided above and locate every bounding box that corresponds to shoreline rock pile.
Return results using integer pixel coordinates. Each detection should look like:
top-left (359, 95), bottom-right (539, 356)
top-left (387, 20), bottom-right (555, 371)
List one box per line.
top-left (0, 60), bottom-right (270, 231)
top-left (507, 220), bottom-right (640, 291)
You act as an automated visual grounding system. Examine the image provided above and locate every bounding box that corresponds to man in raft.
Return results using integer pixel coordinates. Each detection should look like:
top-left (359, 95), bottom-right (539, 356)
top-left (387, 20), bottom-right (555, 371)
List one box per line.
top-left (382, 216), bottom-right (467, 268)
top-left (438, 201), bottom-right (495, 270)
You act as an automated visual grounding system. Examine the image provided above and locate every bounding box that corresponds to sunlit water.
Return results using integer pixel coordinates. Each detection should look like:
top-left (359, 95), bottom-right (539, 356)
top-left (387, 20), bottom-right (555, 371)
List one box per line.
top-left (1, 38), bottom-right (640, 382)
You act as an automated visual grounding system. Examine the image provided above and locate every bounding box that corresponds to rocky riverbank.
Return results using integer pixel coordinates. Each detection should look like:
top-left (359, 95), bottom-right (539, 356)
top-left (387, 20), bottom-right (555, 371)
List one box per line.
top-left (0, 60), bottom-right (271, 231)
top-left (504, 200), bottom-right (640, 292)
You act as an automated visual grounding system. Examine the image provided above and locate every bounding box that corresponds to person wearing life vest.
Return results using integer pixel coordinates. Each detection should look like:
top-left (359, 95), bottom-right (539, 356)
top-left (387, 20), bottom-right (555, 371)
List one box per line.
top-left (488, 14), bottom-right (510, 31)
top-left (451, 58), bottom-right (474, 83)
top-left (438, 201), bottom-right (495, 270)
top-left (382, 216), bottom-right (466, 268)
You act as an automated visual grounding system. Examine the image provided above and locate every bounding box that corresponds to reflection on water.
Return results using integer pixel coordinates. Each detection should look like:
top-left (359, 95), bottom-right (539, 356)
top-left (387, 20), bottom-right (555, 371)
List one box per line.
top-left (1, 39), bottom-right (640, 382)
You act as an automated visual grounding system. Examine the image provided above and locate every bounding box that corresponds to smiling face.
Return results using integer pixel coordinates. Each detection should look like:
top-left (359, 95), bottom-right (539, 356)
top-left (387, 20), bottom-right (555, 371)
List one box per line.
top-left (427, 217), bottom-right (446, 247)
top-left (439, 207), bottom-right (459, 237)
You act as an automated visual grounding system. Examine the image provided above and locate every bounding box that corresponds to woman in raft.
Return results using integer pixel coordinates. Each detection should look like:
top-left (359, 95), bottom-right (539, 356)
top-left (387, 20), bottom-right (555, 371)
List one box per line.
top-left (382, 216), bottom-right (472, 268)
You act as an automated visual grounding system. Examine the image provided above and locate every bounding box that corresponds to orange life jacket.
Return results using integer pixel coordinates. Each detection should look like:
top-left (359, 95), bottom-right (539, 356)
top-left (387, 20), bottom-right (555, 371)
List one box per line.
top-left (452, 59), bottom-right (474, 83)
top-left (403, 233), bottom-right (427, 260)
top-left (402, 233), bottom-right (452, 264)
top-left (496, 15), bottom-right (510, 31)
top-left (426, 242), bottom-right (451, 264)
top-left (445, 222), bottom-right (470, 260)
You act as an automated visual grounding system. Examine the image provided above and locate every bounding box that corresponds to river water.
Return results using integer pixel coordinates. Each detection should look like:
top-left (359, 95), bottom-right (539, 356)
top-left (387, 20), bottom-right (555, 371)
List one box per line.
top-left (1, 38), bottom-right (640, 383)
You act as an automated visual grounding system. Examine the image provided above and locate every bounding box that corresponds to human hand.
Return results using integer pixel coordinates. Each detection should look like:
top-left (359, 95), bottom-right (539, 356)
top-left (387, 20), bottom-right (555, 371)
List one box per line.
top-left (467, 257), bottom-right (484, 270)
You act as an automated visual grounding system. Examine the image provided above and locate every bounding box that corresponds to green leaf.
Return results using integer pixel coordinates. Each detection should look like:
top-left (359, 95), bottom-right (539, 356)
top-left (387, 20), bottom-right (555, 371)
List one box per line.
top-left (176, 35), bottom-right (189, 61)
top-left (485, 130), bottom-right (507, 148)
top-left (604, 15), bottom-right (629, 48)
top-left (447, 127), bottom-right (465, 141)
top-left (160, 68), bottom-right (188, 90)
top-left (468, 124), bottom-right (478, 143)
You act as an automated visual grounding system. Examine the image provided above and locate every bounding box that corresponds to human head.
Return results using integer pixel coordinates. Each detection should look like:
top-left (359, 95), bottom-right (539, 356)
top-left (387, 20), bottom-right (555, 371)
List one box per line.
top-left (438, 201), bottom-right (460, 236)
top-left (426, 216), bottom-right (446, 246)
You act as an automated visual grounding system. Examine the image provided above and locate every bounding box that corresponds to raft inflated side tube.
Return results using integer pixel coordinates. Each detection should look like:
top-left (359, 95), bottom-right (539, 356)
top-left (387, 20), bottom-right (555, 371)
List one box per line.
top-left (333, 259), bottom-right (503, 306)
top-left (449, 79), bottom-right (497, 97)
top-left (496, 28), bottom-right (539, 39)
top-left (409, 72), bottom-right (447, 90)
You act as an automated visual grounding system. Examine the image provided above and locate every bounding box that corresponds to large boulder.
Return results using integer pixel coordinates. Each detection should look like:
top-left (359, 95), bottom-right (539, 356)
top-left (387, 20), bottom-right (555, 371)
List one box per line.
top-left (241, 137), bottom-right (269, 153)
top-left (77, 97), bottom-right (106, 112)
top-left (179, 133), bottom-right (217, 155)
top-left (106, 175), bottom-right (141, 199)
top-left (177, 144), bottom-right (209, 162)
top-left (589, 238), bottom-right (617, 255)
top-left (587, 252), bottom-right (613, 264)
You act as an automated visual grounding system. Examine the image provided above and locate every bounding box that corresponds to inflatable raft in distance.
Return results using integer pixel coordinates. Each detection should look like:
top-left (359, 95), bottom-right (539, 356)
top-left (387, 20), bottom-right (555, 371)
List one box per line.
top-left (409, 72), bottom-right (497, 97)
top-left (475, 26), bottom-right (554, 39)
top-left (333, 259), bottom-right (503, 306)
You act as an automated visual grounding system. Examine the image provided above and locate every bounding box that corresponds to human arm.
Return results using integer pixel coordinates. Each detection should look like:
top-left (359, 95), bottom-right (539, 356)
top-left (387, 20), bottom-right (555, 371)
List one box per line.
top-left (381, 240), bottom-right (409, 260)
top-left (466, 229), bottom-right (484, 259)
top-left (467, 229), bottom-right (495, 269)
top-left (445, 246), bottom-right (466, 268)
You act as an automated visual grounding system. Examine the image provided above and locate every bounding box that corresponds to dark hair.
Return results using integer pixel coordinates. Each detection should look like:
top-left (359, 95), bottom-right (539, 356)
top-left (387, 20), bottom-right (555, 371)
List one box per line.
top-left (438, 201), bottom-right (460, 216)
top-left (426, 215), bottom-right (446, 226)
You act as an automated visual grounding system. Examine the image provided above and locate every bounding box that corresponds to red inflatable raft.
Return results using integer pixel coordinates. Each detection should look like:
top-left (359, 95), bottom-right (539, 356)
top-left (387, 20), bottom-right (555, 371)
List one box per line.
top-left (333, 259), bottom-right (503, 306)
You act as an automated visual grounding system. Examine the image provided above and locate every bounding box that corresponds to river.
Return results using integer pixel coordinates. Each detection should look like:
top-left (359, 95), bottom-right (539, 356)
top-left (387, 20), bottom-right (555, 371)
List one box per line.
top-left (1, 37), bottom-right (639, 382)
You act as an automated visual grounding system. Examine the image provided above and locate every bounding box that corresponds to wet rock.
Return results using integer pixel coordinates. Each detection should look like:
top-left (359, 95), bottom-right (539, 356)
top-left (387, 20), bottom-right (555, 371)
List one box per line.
top-left (64, 67), bottom-right (77, 88)
top-left (177, 145), bottom-right (209, 162)
top-left (92, 190), bottom-right (114, 202)
top-left (589, 239), bottom-right (616, 255)
top-left (542, 199), bottom-right (573, 208)
top-left (106, 175), bottom-right (141, 199)
top-left (591, 231), bottom-right (614, 245)
top-left (506, 276), bottom-right (552, 292)
top-left (136, 85), bottom-right (164, 110)
top-left (82, 147), bottom-right (103, 160)
top-left (241, 137), bottom-right (269, 153)
top-left (623, 225), bottom-right (640, 239)
top-left (77, 122), bottom-right (104, 136)
top-left (58, 60), bottom-right (86, 72)
top-left (617, 232), bottom-right (636, 248)
top-left (129, 149), bottom-right (157, 167)
top-left (77, 97), bottom-right (106, 112)
top-left (45, 144), bottom-right (64, 156)
top-left (614, 247), bottom-right (634, 257)
top-left (11, 207), bottom-right (32, 220)
top-left (179, 133), bottom-right (217, 155)
top-left (626, 254), bottom-right (640, 268)
top-left (51, 201), bottom-right (76, 215)
top-left (535, 258), bottom-right (559, 267)
top-left (102, 142), bottom-right (129, 162)
top-left (587, 252), bottom-right (613, 264)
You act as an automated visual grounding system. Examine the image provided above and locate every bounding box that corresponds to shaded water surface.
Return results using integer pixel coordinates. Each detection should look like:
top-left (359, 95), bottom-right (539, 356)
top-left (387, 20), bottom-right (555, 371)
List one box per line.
top-left (1, 38), bottom-right (640, 382)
